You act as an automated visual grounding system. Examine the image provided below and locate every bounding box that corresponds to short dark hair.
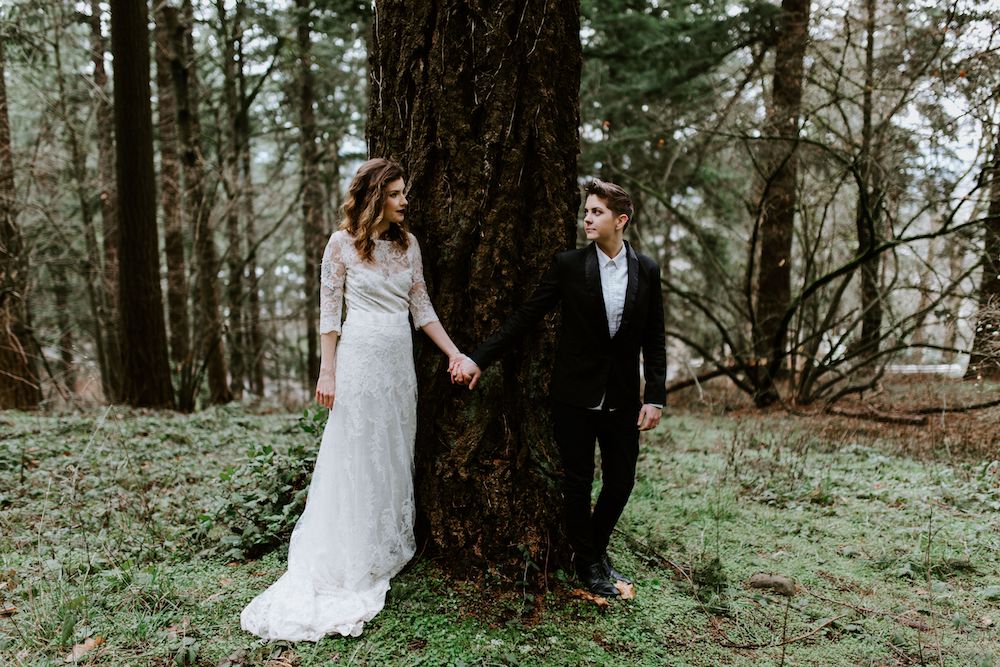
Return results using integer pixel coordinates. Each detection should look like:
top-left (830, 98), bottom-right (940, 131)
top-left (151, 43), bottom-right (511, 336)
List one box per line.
top-left (584, 179), bottom-right (634, 227)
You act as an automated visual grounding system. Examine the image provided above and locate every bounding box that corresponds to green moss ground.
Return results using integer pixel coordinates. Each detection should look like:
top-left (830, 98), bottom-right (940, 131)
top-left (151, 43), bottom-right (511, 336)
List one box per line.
top-left (1, 407), bottom-right (998, 666)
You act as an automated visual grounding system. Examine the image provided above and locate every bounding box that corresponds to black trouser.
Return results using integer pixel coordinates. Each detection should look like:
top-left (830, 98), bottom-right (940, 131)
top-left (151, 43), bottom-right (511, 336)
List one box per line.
top-left (552, 401), bottom-right (640, 573)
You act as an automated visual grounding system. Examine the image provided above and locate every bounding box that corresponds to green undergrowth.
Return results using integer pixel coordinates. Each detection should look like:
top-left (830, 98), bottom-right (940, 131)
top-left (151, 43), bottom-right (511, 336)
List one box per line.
top-left (1, 407), bottom-right (998, 666)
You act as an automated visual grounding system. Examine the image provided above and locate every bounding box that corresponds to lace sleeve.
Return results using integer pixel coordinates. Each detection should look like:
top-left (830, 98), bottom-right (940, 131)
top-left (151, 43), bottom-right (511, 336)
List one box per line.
top-left (319, 232), bottom-right (347, 334)
top-left (407, 236), bottom-right (439, 329)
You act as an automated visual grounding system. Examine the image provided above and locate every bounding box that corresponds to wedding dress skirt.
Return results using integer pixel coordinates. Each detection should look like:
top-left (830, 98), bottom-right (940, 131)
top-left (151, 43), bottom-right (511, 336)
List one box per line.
top-left (241, 310), bottom-right (417, 640)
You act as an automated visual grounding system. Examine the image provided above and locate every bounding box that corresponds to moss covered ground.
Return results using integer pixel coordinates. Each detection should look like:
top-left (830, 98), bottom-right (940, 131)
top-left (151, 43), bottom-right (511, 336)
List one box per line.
top-left (1, 404), bottom-right (998, 666)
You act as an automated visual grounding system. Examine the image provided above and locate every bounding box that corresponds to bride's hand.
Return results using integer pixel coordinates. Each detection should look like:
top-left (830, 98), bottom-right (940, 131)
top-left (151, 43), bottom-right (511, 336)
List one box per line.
top-left (315, 370), bottom-right (336, 409)
top-left (448, 352), bottom-right (466, 379)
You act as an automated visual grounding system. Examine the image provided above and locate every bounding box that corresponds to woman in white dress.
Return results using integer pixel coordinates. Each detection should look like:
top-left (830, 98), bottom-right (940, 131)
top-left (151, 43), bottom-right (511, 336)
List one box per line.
top-left (241, 158), bottom-right (465, 641)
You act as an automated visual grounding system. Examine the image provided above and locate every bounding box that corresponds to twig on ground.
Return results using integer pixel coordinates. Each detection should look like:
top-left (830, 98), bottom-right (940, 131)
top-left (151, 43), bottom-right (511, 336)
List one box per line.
top-left (613, 529), bottom-right (686, 576)
top-left (825, 405), bottom-right (928, 426)
top-left (718, 613), bottom-right (850, 650)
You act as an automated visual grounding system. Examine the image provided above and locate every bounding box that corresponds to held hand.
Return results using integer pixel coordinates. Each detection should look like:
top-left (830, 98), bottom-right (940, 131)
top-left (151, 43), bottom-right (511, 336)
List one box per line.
top-left (315, 371), bottom-right (336, 409)
top-left (447, 353), bottom-right (466, 381)
top-left (637, 404), bottom-right (662, 431)
top-left (452, 357), bottom-right (482, 389)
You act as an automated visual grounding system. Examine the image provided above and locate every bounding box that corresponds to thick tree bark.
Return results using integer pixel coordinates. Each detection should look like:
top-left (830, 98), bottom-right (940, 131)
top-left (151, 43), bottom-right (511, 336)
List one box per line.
top-left (296, 0), bottom-right (325, 386)
top-left (0, 40), bottom-right (42, 409)
top-left (87, 0), bottom-right (123, 399)
top-left (751, 0), bottom-right (810, 406)
top-left (154, 1), bottom-right (192, 386)
top-left (110, 0), bottom-right (174, 408)
top-left (369, 0), bottom-right (581, 570)
top-left (217, 0), bottom-right (245, 398)
top-left (170, 0), bottom-right (233, 405)
top-left (966, 136), bottom-right (1000, 379)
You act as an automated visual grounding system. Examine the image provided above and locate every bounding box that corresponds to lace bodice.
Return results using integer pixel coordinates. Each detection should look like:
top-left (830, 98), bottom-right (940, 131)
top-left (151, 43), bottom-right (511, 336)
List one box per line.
top-left (319, 230), bottom-right (438, 334)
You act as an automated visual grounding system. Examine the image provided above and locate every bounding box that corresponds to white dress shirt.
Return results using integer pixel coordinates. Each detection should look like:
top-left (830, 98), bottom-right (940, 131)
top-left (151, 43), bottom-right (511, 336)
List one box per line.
top-left (598, 243), bottom-right (628, 337)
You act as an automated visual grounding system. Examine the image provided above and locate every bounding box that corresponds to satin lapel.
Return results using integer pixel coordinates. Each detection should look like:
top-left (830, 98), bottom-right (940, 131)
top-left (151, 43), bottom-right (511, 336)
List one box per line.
top-left (614, 242), bottom-right (640, 340)
top-left (584, 243), bottom-right (611, 339)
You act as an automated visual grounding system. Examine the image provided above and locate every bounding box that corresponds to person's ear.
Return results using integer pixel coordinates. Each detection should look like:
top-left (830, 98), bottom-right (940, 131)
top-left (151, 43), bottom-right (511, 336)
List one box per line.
top-left (616, 214), bottom-right (629, 230)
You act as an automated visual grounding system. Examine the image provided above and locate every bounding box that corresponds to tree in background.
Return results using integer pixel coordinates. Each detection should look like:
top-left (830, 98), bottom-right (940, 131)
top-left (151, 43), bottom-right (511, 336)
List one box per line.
top-left (110, 0), bottom-right (174, 408)
top-left (369, 0), bottom-right (581, 569)
top-left (0, 37), bottom-right (41, 409)
top-left (296, 0), bottom-right (326, 386)
top-left (966, 134), bottom-right (1000, 379)
top-left (750, 0), bottom-right (811, 406)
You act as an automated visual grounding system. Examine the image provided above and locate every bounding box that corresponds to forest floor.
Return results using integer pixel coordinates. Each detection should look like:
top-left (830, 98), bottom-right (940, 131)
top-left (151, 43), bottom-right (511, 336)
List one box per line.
top-left (2, 380), bottom-right (999, 666)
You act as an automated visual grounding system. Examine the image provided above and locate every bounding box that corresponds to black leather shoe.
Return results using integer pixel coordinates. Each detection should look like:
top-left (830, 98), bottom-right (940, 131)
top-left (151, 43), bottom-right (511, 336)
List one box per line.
top-left (599, 553), bottom-right (634, 585)
top-left (581, 562), bottom-right (620, 598)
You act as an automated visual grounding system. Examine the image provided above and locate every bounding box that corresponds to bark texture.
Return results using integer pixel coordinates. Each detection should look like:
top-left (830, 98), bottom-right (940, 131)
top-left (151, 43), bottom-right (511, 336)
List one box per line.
top-left (966, 137), bottom-right (1000, 379)
top-left (0, 40), bottom-right (41, 409)
top-left (368, 0), bottom-right (581, 570)
top-left (154, 1), bottom-right (191, 378)
top-left (751, 0), bottom-right (810, 406)
top-left (110, 0), bottom-right (174, 407)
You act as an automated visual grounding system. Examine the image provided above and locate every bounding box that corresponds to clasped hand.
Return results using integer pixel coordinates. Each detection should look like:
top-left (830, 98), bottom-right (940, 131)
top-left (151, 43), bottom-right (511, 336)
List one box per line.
top-left (448, 354), bottom-right (481, 389)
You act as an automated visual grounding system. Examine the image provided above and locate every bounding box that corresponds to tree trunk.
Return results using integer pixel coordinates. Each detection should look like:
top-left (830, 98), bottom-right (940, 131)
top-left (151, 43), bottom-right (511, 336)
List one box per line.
top-left (237, 4), bottom-right (264, 396)
top-left (751, 0), bottom-right (811, 406)
top-left (296, 0), bottom-right (325, 387)
top-left (87, 0), bottom-right (123, 399)
top-left (854, 0), bottom-right (884, 359)
top-left (966, 135), bottom-right (1000, 379)
top-left (169, 0), bottom-right (233, 405)
top-left (217, 0), bottom-right (245, 398)
top-left (154, 1), bottom-right (192, 389)
top-left (0, 39), bottom-right (42, 409)
top-left (110, 0), bottom-right (174, 408)
top-left (368, 0), bottom-right (581, 571)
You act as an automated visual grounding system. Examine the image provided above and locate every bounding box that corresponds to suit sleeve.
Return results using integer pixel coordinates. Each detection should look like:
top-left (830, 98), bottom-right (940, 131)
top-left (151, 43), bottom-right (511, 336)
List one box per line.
top-left (642, 261), bottom-right (667, 405)
top-left (469, 258), bottom-right (561, 370)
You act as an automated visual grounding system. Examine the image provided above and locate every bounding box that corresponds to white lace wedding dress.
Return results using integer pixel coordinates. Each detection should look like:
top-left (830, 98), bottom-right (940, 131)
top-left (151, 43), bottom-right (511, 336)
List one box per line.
top-left (241, 230), bottom-right (438, 641)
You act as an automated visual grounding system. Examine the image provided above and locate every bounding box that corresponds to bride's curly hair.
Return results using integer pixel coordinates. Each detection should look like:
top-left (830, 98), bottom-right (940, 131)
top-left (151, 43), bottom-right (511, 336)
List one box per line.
top-left (340, 158), bottom-right (410, 262)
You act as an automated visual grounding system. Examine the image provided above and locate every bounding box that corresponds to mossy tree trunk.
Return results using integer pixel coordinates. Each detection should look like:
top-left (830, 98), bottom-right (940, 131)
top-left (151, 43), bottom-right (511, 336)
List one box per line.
top-left (368, 0), bottom-right (581, 572)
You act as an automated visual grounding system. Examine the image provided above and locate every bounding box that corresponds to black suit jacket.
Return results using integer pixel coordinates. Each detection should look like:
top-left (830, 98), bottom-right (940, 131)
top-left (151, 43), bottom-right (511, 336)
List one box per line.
top-left (470, 241), bottom-right (667, 410)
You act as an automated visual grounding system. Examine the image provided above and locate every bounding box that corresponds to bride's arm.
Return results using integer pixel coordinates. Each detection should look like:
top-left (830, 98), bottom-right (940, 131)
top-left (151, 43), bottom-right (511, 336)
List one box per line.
top-left (315, 332), bottom-right (338, 408)
top-left (421, 321), bottom-right (463, 370)
top-left (317, 233), bottom-right (346, 408)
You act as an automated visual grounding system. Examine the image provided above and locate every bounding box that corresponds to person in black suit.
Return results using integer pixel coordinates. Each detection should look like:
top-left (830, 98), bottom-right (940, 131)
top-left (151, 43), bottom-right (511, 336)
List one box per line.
top-left (451, 179), bottom-right (667, 597)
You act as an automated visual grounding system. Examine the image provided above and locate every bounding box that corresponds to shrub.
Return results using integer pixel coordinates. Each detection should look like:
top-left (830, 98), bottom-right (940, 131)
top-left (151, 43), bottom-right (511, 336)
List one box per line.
top-left (198, 408), bottom-right (326, 560)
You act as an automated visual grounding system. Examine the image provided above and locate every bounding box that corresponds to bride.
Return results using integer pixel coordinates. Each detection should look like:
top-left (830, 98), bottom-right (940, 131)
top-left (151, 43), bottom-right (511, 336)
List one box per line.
top-left (241, 158), bottom-right (465, 640)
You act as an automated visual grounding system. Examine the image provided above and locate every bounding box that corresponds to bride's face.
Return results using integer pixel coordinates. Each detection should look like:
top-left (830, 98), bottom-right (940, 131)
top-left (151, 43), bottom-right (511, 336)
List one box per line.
top-left (382, 178), bottom-right (408, 224)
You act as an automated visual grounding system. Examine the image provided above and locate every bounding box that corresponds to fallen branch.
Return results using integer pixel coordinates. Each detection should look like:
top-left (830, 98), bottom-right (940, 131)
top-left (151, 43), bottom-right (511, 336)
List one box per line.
top-left (613, 528), bottom-right (686, 577)
top-left (666, 366), bottom-right (736, 393)
top-left (719, 614), bottom-right (850, 650)
top-left (825, 405), bottom-right (928, 426)
top-left (912, 398), bottom-right (1000, 415)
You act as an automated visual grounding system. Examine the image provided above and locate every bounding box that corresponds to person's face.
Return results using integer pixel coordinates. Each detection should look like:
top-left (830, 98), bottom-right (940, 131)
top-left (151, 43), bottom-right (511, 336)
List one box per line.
top-left (381, 178), bottom-right (407, 224)
top-left (583, 194), bottom-right (627, 245)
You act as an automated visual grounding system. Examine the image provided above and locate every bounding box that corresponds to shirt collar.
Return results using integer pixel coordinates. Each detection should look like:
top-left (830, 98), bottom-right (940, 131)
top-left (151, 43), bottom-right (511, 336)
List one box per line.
top-left (597, 242), bottom-right (626, 267)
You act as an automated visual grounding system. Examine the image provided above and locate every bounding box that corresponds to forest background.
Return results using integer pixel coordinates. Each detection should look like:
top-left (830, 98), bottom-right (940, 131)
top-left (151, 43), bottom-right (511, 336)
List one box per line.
top-left (2, 0), bottom-right (1000, 665)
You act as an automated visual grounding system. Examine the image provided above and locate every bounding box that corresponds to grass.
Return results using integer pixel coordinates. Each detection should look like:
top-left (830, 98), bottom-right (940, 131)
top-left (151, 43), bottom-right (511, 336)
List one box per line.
top-left (1, 400), bottom-right (999, 666)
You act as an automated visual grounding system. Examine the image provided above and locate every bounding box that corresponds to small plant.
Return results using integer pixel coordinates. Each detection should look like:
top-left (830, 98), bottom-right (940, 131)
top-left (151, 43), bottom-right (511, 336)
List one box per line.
top-left (196, 408), bottom-right (326, 560)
